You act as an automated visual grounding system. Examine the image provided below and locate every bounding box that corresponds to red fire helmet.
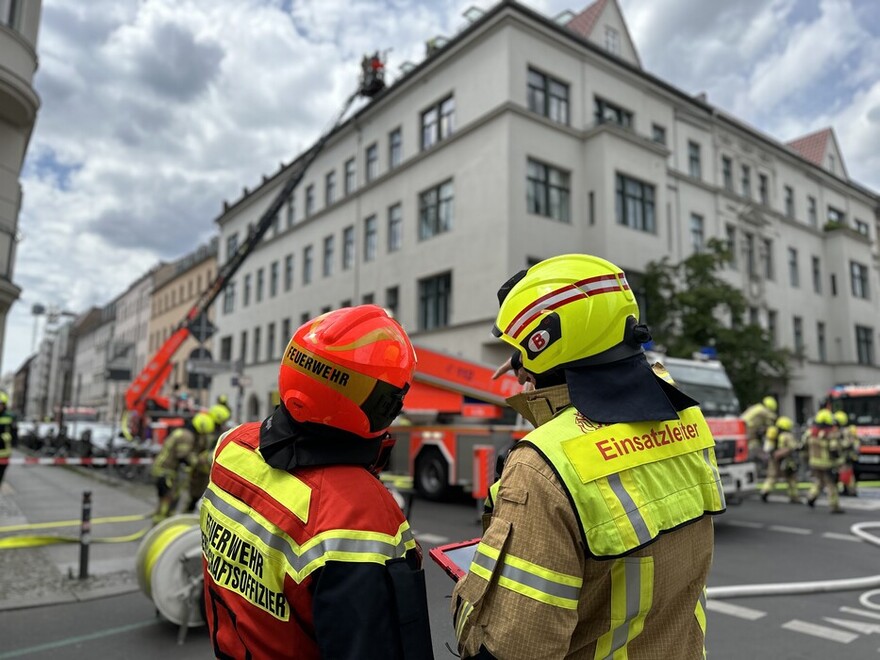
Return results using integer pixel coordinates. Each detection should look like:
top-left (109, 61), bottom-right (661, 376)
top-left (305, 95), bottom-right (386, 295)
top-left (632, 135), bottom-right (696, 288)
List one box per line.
top-left (279, 305), bottom-right (417, 438)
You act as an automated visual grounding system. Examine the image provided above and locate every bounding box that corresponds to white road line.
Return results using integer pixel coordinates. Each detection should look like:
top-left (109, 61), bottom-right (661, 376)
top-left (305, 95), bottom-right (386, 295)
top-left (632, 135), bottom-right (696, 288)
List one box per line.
top-left (414, 533), bottom-right (449, 545)
top-left (823, 532), bottom-right (863, 542)
top-left (705, 600), bottom-right (767, 620)
top-left (839, 606), bottom-right (880, 621)
top-left (781, 619), bottom-right (858, 644)
top-left (724, 520), bottom-right (764, 529)
top-left (767, 525), bottom-right (812, 535)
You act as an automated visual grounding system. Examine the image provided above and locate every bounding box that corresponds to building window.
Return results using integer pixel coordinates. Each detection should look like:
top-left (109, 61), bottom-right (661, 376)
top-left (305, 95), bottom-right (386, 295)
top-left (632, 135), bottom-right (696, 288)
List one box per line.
top-left (389, 128), bottom-right (402, 169)
top-left (604, 25), bottom-right (621, 54)
top-left (284, 254), bottom-right (293, 291)
top-left (851, 261), bottom-right (870, 299)
top-left (527, 68), bottom-right (569, 124)
top-left (238, 267), bottom-right (255, 307)
top-left (240, 330), bottom-right (248, 365)
top-left (267, 322), bottom-right (276, 361)
top-left (616, 173), bottom-right (655, 233)
top-left (651, 124), bottom-right (666, 145)
top-left (325, 171), bottom-right (336, 206)
top-left (527, 159), bottom-right (570, 223)
top-left (808, 196), bottom-right (817, 227)
top-left (226, 233), bottom-right (239, 262)
top-left (362, 293), bottom-right (374, 304)
top-left (594, 97), bottom-right (633, 128)
top-left (793, 316), bottom-right (804, 355)
top-left (812, 256), bottom-right (821, 294)
top-left (831, 273), bottom-right (837, 296)
top-left (223, 281), bottom-right (235, 314)
top-left (364, 215), bottom-right (377, 262)
top-left (722, 156), bottom-right (733, 191)
top-left (418, 272), bottom-right (452, 331)
top-left (286, 197), bottom-right (295, 228)
top-left (787, 247), bottom-right (799, 288)
top-left (690, 214), bottom-right (704, 252)
top-left (321, 306), bottom-right (332, 315)
top-left (388, 203), bottom-right (402, 252)
top-left (761, 239), bottom-right (774, 280)
top-left (343, 226), bottom-right (355, 270)
top-left (744, 232), bottom-right (756, 277)
top-left (419, 180), bottom-right (454, 240)
top-left (856, 325), bottom-right (875, 365)
top-left (749, 307), bottom-right (760, 326)
top-left (305, 184), bottom-right (315, 217)
top-left (758, 174), bottom-right (768, 205)
top-left (855, 218), bottom-right (869, 236)
top-left (385, 286), bottom-right (399, 318)
top-left (767, 309), bottom-right (778, 347)
top-left (421, 95), bottom-right (455, 150)
top-left (1, 1), bottom-right (20, 28)
top-left (687, 141), bottom-right (701, 179)
top-left (303, 245), bottom-right (313, 284)
top-left (281, 318), bottom-right (291, 345)
top-left (270, 261), bottom-right (279, 297)
top-left (365, 143), bottom-right (378, 183)
top-left (725, 224), bottom-right (737, 269)
top-left (827, 206), bottom-right (845, 225)
top-left (220, 336), bottom-right (233, 362)
top-left (256, 268), bottom-right (265, 302)
top-left (344, 158), bottom-right (356, 195)
top-left (741, 165), bottom-right (751, 198)
top-left (784, 185), bottom-right (794, 218)
top-left (253, 327), bottom-right (262, 365)
top-left (323, 235), bottom-right (335, 277)
top-left (817, 322), bottom-right (826, 362)
top-left (300, 312), bottom-right (310, 325)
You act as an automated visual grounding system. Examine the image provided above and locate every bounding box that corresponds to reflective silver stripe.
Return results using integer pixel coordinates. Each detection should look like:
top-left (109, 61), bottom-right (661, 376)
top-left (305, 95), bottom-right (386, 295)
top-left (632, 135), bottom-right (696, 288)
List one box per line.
top-left (702, 448), bottom-right (726, 506)
top-left (607, 473), bottom-right (652, 545)
top-left (608, 560), bottom-right (642, 657)
top-left (204, 488), bottom-right (413, 575)
top-left (473, 551), bottom-right (582, 603)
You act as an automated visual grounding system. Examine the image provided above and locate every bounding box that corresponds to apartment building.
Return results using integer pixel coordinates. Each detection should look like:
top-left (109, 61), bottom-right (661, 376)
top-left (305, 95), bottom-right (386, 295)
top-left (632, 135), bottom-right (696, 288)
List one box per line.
top-left (147, 240), bottom-right (218, 406)
top-left (210, 0), bottom-right (878, 422)
top-left (0, 1), bottom-right (42, 371)
top-left (71, 305), bottom-right (115, 419)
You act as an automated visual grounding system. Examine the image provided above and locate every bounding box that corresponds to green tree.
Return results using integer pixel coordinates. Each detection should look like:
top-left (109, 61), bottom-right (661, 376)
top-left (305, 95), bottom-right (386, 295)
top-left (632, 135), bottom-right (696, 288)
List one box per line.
top-left (642, 239), bottom-right (791, 408)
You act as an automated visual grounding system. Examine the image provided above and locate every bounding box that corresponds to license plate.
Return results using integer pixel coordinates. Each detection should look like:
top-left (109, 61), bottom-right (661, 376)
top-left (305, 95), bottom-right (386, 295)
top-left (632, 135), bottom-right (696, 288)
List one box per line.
top-left (859, 455), bottom-right (880, 464)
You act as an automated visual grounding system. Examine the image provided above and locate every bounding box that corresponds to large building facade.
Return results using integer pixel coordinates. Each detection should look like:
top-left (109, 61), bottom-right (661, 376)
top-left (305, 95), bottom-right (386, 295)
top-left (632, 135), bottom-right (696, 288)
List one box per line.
top-left (0, 0), bottom-right (42, 372)
top-left (211, 0), bottom-right (875, 422)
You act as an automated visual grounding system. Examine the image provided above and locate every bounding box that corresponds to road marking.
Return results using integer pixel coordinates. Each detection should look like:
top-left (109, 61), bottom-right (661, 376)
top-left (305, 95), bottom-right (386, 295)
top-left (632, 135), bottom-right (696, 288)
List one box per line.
top-left (840, 606), bottom-right (880, 621)
top-left (0, 620), bottom-right (159, 659)
top-left (824, 617), bottom-right (880, 635)
top-left (414, 533), bottom-right (449, 545)
top-left (705, 600), bottom-right (766, 620)
top-left (767, 525), bottom-right (811, 535)
top-left (781, 619), bottom-right (858, 644)
top-left (823, 532), bottom-right (862, 542)
top-left (724, 520), bottom-right (764, 529)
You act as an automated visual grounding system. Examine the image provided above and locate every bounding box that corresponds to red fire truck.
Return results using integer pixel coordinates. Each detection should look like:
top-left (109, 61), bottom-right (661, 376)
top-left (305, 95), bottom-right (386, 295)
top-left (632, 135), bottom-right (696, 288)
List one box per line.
top-left (826, 384), bottom-right (880, 480)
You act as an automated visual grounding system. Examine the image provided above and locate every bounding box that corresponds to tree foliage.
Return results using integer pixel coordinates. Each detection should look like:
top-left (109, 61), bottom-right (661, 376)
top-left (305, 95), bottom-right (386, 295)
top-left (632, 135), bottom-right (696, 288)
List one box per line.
top-left (642, 239), bottom-right (791, 408)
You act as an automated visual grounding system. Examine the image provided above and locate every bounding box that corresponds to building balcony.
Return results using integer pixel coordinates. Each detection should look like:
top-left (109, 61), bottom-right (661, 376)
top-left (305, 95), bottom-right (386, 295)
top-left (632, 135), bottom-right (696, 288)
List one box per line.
top-left (0, 24), bottom-right (39, 127)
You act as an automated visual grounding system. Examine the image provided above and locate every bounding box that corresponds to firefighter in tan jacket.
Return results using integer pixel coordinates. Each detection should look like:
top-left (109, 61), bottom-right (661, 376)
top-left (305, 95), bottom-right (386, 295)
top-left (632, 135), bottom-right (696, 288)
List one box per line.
top-left (452, 255), bottom-right (726, 660)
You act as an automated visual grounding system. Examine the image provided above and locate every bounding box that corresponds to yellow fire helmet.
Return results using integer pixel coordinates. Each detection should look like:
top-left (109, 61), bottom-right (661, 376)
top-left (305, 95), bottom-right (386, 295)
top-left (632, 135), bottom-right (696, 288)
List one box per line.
top-left (192, 411), bottom-right (216, 435)
top-left (776, 416), bottom-right (793, 431)
top-left (814, 408), bottom-right (834, 426)
top-left (0, 391), bottom-right (7, 405)
top-left (833, 410), bottom-right (848, 426)
top-left (209, 404), bottom-right (231, 426)
top-left (492, 254), bottom-right (641, 375)
top-left (762, 396), bottom-right (778, 412)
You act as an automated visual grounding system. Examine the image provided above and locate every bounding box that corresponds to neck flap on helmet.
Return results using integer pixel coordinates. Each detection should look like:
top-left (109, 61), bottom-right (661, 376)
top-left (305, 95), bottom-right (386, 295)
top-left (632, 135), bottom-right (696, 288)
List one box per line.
top-left (259, 405), bottom-right (387, 471)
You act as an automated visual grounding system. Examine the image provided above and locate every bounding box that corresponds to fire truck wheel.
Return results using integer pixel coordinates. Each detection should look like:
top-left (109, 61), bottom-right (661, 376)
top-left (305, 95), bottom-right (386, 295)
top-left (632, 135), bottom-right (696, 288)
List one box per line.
top-left (415, 449), bottom-right (449, 500)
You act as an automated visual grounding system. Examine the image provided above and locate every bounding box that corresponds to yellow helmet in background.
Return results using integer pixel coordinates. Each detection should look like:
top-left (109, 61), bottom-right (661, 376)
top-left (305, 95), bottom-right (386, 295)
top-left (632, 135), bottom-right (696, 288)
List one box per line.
top-left (209, 404), bottom-right (231, 426)
top-left (762, 396), bottom-right (778, 412)
top-left (776, 416), bottom-right (793, 431)
top-left (833, 410), bottom-right (848, 426)
top-left (0, 391), bottom-right (7, 405)
top-left (192, 412), bottom-right (216, 435)
top-left (765, 426), bottom-right (779, 441)
top-left (493, 254), bottom-right (641, 375)
top-left (814, 408), bottom-right (834, 426)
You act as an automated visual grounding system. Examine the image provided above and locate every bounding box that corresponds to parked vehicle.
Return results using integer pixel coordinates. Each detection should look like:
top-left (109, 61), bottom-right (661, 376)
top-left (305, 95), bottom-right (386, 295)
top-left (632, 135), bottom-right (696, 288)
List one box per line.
top-left (825, 384), bottom-right (880, 480)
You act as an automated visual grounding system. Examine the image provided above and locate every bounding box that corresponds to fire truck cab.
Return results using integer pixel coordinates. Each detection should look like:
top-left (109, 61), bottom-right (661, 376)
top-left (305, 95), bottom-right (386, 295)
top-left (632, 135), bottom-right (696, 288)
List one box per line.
top-left (826, 384), bottom-right (880, 480)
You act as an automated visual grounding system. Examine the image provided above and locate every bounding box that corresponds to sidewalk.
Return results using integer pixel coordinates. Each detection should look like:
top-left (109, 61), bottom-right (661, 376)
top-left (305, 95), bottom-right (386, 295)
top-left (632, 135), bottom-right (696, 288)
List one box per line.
top-left (0, 453), bottom-right (158, 611)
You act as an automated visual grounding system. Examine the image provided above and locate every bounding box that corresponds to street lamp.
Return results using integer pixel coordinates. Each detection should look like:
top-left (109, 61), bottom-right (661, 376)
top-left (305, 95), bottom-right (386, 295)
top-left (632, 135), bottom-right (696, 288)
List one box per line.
top-left (30, 303), bottom-right (45, 353)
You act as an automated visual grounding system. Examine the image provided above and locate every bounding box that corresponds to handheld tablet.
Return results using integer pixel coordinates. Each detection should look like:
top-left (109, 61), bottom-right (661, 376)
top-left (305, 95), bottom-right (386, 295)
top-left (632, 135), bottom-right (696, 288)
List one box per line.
top-left (428, 538), bottom-right (481, 582)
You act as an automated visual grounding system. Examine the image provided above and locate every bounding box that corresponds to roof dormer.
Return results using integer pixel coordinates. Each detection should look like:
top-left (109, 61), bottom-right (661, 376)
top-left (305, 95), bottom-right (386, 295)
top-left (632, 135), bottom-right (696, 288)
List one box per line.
top-left (566, 0), bottom-right (642, 68)
top-left (786, 127), bottom-right (848, 179)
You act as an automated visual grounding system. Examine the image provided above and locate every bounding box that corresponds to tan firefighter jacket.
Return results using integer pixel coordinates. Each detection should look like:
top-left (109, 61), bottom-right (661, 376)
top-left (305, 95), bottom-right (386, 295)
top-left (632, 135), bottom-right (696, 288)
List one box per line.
top-left (452, 385), bottom-right (724, 660)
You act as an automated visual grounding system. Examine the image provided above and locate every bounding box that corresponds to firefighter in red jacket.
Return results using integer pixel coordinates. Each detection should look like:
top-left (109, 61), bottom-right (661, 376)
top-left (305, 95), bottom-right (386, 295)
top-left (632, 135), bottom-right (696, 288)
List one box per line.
top-left (200, 305), bottom-right (433, 660)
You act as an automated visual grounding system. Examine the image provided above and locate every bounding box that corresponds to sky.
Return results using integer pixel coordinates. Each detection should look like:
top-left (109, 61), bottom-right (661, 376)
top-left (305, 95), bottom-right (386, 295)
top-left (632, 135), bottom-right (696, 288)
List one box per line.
top-left (5, 0), bottom-right (880, 374)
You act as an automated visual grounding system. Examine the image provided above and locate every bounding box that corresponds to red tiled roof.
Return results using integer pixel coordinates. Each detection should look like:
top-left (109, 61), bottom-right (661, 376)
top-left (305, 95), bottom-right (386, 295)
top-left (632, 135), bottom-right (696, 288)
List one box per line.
top-left (567, 0), bottom-right (608, 39)
top-left (785, 128), bottom-right (831, 166)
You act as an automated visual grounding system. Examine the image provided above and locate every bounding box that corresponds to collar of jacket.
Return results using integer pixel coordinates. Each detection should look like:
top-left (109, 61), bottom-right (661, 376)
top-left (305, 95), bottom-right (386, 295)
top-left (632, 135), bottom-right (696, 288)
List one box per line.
top-left (259, 405), bottom-right (384, 471)
top-left (506, 384), bottom-right (572, 428)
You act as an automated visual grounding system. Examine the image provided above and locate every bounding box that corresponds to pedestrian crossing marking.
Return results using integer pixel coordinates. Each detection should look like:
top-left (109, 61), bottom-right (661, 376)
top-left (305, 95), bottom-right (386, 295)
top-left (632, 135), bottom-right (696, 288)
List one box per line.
top-left (822, 532), bottom-right (862, 542)
top-left (705, 600), bottom-right (766, 620)
top-left (782, 619), bottom-right (858, 644)
top-left (767, 525), bottom-right (811, 535)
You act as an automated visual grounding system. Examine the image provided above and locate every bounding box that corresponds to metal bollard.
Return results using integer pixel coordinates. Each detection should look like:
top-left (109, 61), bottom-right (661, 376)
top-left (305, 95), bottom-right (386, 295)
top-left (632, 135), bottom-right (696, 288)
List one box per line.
top-left (79, 490), bottom-right (91, 579)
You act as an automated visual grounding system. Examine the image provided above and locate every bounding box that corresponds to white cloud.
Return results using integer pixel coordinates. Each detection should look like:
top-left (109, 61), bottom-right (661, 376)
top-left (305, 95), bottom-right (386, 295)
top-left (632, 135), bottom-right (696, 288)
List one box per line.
top-left (4, 0), bottom-right (878, 374)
